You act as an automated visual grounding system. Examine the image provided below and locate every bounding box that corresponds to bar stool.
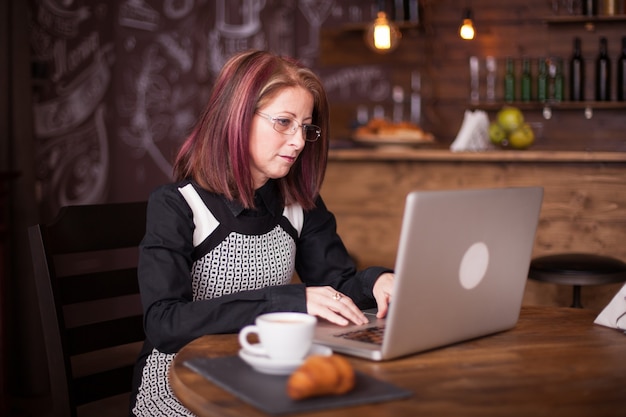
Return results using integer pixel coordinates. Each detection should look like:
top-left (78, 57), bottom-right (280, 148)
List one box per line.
top-left (528, 253), bottom-right (626, 308)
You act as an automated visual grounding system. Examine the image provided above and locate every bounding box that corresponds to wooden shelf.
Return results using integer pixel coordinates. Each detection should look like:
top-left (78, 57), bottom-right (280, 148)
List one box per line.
top-left (328, 148), bottom-right (626, 163)
top-left (322, 21), bottom-right (420, 35)
top-left (468, 101), bottom-right (626, 120)
top-left (543, 15), bottom-right (626, 24)
top-left (469, 101), bottom-right (626, 111)
top-left (543, 14), bottom-right (626, 30)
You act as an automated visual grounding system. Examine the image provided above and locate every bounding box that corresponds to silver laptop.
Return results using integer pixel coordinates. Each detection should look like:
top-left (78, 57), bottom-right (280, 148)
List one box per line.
top-left (314, 186), bottom-right (544, 361)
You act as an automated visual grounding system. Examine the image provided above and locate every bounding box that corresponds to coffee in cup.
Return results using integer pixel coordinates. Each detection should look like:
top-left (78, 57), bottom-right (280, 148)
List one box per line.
top-left (238, 312), bottom-right (317, 361)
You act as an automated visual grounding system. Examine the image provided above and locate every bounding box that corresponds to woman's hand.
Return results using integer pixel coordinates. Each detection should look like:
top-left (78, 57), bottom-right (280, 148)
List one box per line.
top-left (373, 272), bottom-right (395, 318)
top-left (305, 286), bottom-right (369, 326)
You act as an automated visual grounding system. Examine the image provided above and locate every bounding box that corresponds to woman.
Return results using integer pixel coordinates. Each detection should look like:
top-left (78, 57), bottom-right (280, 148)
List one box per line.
top-left (131, 49), bottom-right (394, 416)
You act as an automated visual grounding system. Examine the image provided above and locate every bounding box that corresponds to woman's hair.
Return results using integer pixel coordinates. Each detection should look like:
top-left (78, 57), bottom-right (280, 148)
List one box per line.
top-left (173, 49), bottom-right (329, 210)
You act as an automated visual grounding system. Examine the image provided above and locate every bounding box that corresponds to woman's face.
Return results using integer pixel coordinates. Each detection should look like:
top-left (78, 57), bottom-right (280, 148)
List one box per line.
top-left (249, 86), bottom-right (314, 189)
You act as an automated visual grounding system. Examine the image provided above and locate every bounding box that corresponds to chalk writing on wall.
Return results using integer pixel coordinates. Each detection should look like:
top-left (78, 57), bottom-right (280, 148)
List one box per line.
top-left (30, 0), bottom-right (114, 217)
top-left (29, 0), bottom-right (387, 216)
top-left (321, 66), bottom-right (390, 102)
top-left (116, 0), bottom-right (203, 185)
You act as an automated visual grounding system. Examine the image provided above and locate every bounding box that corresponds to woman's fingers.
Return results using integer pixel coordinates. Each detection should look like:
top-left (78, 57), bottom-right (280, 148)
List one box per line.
top-left (373, 273), bottom-right (395, 318)
top-left (306, 286), bottom-right (368, 326)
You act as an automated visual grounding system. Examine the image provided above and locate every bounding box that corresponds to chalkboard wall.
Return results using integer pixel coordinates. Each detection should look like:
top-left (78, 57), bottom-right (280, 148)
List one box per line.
top-left (29, 0), bottom-right (379, 219)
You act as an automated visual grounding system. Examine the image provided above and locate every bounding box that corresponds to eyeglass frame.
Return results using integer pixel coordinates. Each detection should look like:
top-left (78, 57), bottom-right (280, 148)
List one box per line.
top-left (255, 111), bottom-right (321, 142)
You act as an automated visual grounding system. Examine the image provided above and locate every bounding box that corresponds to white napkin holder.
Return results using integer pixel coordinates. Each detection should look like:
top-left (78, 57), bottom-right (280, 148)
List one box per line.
top-left (450, 110), bottom-right (494, 152)
top-left (594, 283), bottom-right (626, 333)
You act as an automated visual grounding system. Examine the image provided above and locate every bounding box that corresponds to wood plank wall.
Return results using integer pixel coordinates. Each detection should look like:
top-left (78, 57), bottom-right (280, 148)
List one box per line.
top-left (319, 0), bottom-right (626, 151)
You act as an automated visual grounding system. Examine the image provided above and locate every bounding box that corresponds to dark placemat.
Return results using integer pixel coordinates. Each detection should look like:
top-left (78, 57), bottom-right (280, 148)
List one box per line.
top-left (184, 356), bottom-right (412, 415)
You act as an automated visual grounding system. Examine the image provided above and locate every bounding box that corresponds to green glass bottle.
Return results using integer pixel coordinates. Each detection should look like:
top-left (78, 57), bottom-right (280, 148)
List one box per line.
top-left (554, 58), bottom-right (564, 102)
top-left (537, 58), bottom-right (548, 102)
top-left (504, 58), bottom-right (516, 103)
top-left (521, 58), bottom-right (532, 102)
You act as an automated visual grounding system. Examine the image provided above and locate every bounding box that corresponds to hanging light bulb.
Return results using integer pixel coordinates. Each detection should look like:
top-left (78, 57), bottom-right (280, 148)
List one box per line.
top-left (365, 11), bottom-right (401, 53)
top-left (459, 9), bottom-right (475, 40)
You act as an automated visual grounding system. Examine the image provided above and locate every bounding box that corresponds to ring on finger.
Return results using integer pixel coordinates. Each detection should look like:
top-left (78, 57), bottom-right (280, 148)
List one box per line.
top-left (332, 292), bottom-right (343, 301)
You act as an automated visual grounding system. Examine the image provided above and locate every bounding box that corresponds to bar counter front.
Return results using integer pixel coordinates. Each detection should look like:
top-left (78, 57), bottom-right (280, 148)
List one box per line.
top-left (169, 306), bottom-right (626, 417)
top-left (321, 147), bottom-right (626, 310)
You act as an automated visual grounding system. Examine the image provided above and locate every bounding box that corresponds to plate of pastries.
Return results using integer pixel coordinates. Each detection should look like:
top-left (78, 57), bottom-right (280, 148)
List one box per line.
top-left (353, 118), bottom-right (435, 147)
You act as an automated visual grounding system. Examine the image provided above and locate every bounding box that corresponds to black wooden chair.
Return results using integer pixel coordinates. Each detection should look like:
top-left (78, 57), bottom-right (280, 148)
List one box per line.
top-left (28, 202), bottom-right (147, 417)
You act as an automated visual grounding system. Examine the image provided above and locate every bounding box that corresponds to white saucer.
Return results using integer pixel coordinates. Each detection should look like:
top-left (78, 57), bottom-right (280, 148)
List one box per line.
top-left (238, 344), bottom-right (332, 375)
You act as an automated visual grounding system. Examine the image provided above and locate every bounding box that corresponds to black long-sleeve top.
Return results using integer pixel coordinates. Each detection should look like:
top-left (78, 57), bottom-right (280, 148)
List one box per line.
top-left (138, 179), bottom-right (390, 352)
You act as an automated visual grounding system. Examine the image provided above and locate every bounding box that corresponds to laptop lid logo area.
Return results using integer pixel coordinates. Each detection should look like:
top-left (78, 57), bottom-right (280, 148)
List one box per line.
top-left (459, 241), bottom-right (490, 290)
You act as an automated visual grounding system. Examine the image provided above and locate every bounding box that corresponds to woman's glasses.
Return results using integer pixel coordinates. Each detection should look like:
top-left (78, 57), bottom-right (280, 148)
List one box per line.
top-left (256, 111), bottom-right (321, 142)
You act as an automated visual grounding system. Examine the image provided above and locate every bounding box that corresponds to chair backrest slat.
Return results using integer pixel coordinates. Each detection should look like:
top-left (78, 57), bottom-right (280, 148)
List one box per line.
top-left (67, 315), bottom-right (144, 355)
top-left (73, 365), bottom-right (136, 406)
top-left (28, 201), bottom-right (147, 417)
top-left (60, 268), bottom-right (140, 304)
top-left (45, 203), bottom-right (148, 253)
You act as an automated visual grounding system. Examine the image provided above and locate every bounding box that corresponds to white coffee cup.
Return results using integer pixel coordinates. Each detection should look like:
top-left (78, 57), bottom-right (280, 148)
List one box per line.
top-left (238, 312), bottom-right (317, 361)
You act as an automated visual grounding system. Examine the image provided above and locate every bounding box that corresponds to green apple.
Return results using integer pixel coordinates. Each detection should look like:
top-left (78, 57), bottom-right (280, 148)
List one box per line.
top-left (489, 122), bottom-right (507, 146)
top-left (508, 123), bottom-right (535, 149)
top-left (497, 106), bottom-right (524, 133)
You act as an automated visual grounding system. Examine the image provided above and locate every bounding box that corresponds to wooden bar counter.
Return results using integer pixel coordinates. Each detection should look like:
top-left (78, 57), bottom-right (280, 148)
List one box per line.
top-left (321, 148), bottom-right (626, 310)
top-left (170, 306), bottom-right (626, 417)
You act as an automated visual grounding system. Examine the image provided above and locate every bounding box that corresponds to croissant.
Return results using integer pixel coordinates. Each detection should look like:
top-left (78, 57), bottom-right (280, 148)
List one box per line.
top-left (286, 354), bottom-right (355, 400)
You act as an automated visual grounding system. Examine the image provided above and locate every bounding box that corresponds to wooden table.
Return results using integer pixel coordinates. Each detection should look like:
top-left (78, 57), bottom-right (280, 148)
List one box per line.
top-left (170, 306), bottom-right (626, 417)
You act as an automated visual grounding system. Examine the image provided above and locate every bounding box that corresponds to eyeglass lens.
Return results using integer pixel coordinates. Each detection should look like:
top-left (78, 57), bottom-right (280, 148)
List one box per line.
top-left (275, 117), bottom-right (320, 142)
top-left (303, 125), bottom-right (320, 142)
top-left (257, 112), bottom-right (320, 142)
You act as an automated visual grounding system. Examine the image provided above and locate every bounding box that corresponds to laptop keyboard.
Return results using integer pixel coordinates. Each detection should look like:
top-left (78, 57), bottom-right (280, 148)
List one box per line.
top-left (334, 326), bottom-right (385, 345)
